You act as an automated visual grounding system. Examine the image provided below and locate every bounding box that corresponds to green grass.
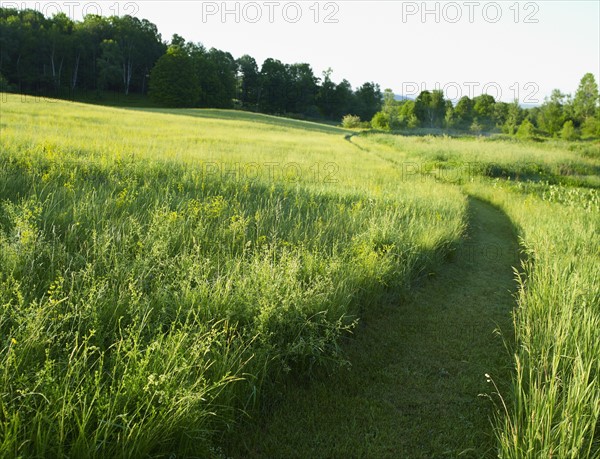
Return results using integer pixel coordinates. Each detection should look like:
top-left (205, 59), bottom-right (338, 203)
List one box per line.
top-left (230, 197), bottom-right (520, 458)
top-left (464, 181), bottom-right (600, 458)
top-left (0, 93), bottom-right (464, 457)
top-left (1, 93), bottom-right (598, 457)
top-left (359, 132), bottom-right (600, 457)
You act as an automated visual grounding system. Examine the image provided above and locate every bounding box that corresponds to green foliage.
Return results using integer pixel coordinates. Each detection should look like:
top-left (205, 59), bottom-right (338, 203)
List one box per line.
top-left (516, 118), bottom-right (536, 139)
top-left (538, 90), bottom-right (567, 136)
top-left (503, 101), bottom-right (523, 135)
top-left (415, 90), bottom-right (446, 128)
top-left (237, 54), bottom-right (260, 108)
top-left (470, 118), bottom-right (483, 135)
top-left (371, 111), bottom-right (390, 130)
top-left (581, 114), bottom-right (600, 139)
top-left (573, 72), bottom-right (599, 122)
top-left (342, 114), bottom-right (362, 129)
top-left (0, 8), bottom-right (165, 95)
top-left (0, 95), bottom-right (465, 457)
top-left (560, 120), bottom-right (578, 141)
top-left (149, 45), bottom-right (200, 107)
top-left (473, 94), bottom-right (496, 128)
top-left (454, 96), bottom-right (475, 128)
top-left (196, 48), bottom-right (237, 109)
top-left (0, 72), bottom-right (12, 91)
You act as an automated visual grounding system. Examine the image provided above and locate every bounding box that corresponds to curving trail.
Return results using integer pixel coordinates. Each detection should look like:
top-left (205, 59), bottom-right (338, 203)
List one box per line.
top-left (231, 197), bottom-right (520, 458)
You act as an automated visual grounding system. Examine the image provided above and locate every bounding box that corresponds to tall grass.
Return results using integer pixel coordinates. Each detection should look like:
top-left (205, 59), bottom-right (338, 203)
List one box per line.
top-left (465, 180), bottom-right (599, 458)
top-left (363, 131), bottom-right (600, 457)
top-left (0, 94), bottom-right (465, 457)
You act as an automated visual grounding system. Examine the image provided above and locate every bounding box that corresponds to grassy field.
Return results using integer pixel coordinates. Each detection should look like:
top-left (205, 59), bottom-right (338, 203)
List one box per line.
top-left (365, 132), bottom-right (600, 457)
top-left (0, 93), bottom-right (598, 457)
top-left (231, 133), bottom-right (599, 458)
top-left (0, 94), bottom-right (465, 457)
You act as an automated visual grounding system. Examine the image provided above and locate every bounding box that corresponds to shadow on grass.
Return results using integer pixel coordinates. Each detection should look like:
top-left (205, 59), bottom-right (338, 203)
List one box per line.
top-left (227, 196), bottom-right (522, 459)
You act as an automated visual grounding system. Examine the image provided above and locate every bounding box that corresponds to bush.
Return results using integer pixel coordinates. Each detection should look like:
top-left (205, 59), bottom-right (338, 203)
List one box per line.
top-left (371, 112), bottom-right (390, 130)
top-left (342, 114), bottom-right (362, 129)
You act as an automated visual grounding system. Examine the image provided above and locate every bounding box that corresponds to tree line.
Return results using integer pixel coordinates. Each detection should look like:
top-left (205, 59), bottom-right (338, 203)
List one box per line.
top-left (0, 8), bottom-right (382, 121)
top-left (369, 74), bottom-right (599, 139)
top-left (148, 35), bottom-right (382, 120)
top-left (0, 9), bottom-right (165, 96)
top-left (1, 7), bottom-right (598, 138)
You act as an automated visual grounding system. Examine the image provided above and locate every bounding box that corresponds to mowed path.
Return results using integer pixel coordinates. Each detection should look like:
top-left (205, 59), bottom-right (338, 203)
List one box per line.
top-left (232, 198), bottom-right (520, 458)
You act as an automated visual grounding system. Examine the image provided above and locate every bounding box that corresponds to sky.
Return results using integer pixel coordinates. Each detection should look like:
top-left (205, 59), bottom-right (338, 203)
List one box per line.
top-left (11, 1), bottom-right (600, 102)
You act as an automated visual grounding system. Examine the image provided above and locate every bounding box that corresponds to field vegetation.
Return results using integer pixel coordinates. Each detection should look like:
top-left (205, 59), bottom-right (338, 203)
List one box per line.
top-left (0, 93), bottom-right (598, 457)
top-left (0, 94), bottom-right (465, 457)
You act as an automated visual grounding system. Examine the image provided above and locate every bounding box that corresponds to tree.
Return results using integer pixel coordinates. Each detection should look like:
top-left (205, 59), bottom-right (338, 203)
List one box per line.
top-left (371, 88), bottom-right (400, 130)
top-left (581, 114), bottom-right (600, 139)
top-left (236, 54), bottom-right (259, 108)
top-left (76, 15), bottom-right (111, 91)
top-left (316, 68), bottom-right (337, 119)
top-left (353, 82), bottom-right (382, 121)
top-left (371, 111), bottom-right (389, 130)
top-left (196, 48), bottom-right (237, 108)
top-left (108, 16), bottom-right (164, 95)
top-left (473, 94), bottom-right (496, 129)
top-left (97, 39), bottom-right (121, 91)
top-left (560, 120), bottom-right (578, 141)
top-left (286, 63), bottom-right (318, 115)
top-left (46, 13), bottom-right (74, 91)
top-left (382, 88), bottom-right (396, 113)
top-left (0, 9), bottom-right (48, 92)
top-left (492, 102), bottom-right (509, 129)
top-left (503, 100), bottom-right (523, 135)
top-left (149, 44), bottom-right (199, 107)
top-left (573, 73), bottom-right (599, 123)
top-left (454, 96), bottom-right (474, 128)
top-left (516, 119), bottom-right (535, 140)
top-left (398, 99), bottom-right (418, 128)
top-left (538, 89), bottom-right (566, 136)
top-left (333, 79), bottom-right (355, 119)
top-left (444, 104), bottom-right (456, 129)
top-left (342, 114), bottom-right (362, 129)
top-left (415, 89), bottom-right (446, 128)
top-left (470, 118), bottom-right (483, 135)
top-left (258, 58), bottom-right (288, 113)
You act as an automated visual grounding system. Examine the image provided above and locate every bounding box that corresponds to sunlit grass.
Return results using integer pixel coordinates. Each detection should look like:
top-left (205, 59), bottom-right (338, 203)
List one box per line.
top-left (365, 131), bottom-right (600, 458)
top-left (0, 94), bottom-right (465, 457)
top-left (2, 93), bottom-right (597, 457)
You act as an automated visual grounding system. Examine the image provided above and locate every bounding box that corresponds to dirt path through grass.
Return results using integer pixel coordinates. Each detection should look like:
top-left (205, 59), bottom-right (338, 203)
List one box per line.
top-left (231, 197), bottom-right (520, 458)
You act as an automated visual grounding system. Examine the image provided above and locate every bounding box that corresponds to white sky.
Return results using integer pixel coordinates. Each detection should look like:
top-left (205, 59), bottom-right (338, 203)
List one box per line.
top-left (9, 1), bottom-right (600, 102)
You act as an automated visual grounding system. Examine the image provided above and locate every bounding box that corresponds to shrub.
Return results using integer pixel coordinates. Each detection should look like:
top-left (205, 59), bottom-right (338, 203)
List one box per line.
top-left (371, 112), bottom-right (390, 130)
top-left (342, 114), bottom-right (362, 129)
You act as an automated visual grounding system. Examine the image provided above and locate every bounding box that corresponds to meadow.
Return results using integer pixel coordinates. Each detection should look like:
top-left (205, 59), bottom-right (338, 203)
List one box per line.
top-left (0, 94), bottom-right (465, 457)
top-left (0, 93), bottom-right (598, 457)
